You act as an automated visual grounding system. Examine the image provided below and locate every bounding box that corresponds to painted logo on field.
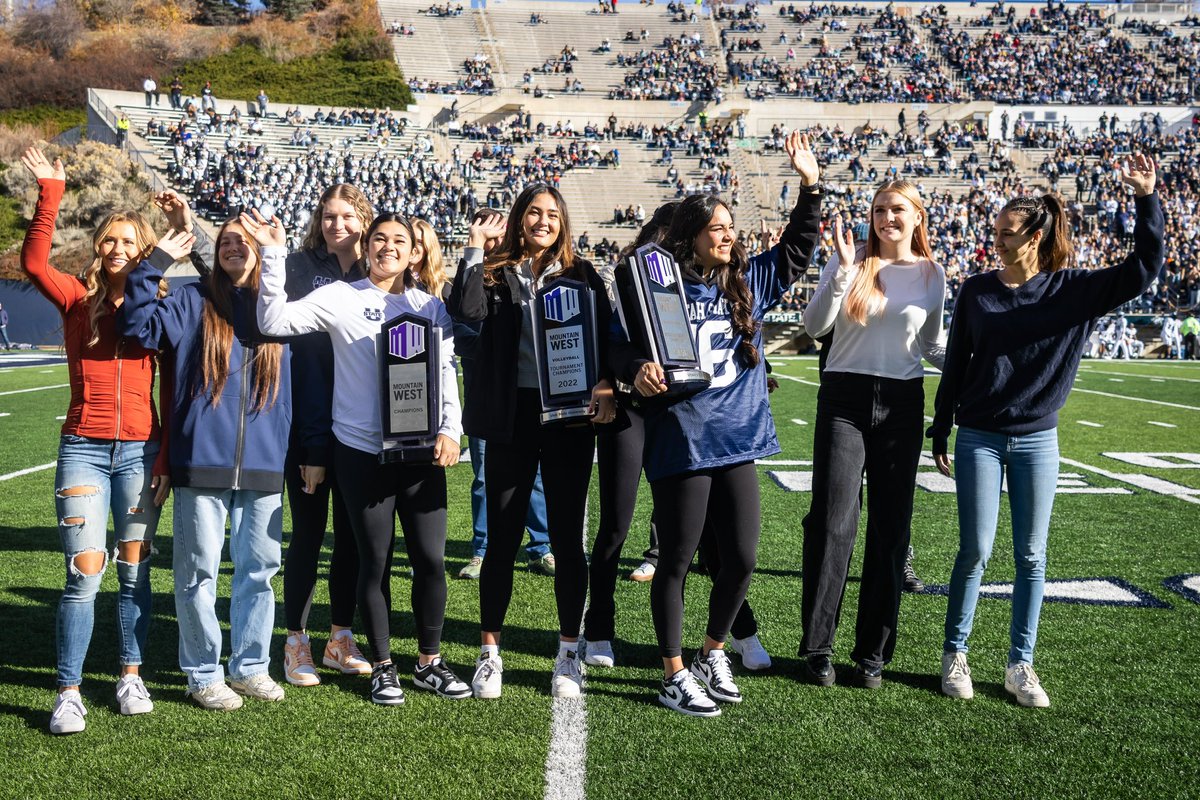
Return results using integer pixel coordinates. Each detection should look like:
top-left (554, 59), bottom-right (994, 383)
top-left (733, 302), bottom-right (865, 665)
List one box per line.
top-left (389, 321), bottom-right (425, 360)
top-left (644, 249), bottom-right (675, 288)
top-left (543, 286), bottom-right (580, 323)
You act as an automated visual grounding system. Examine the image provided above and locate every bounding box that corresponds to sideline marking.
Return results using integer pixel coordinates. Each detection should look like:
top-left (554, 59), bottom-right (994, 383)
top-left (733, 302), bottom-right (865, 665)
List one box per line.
top-left (1101, 452), bottom-right (1200, 469)
top-left (0, 462), bottom-right (56, 482)
top-left (1108, 378), bottom-right (1124, 382)
top-left (544, 697), bottom-right (587, 800)
top-left (774, 374), bottom-right (821, 387)
top-left (1164, 575), bottom-right (1200, 605)
top-left (1060, 457), bottom-right (1200, 505)
top-left (1081, 368), bottom-right (1200, 383)
top-left (790, 418), bottom-right (807, 426)
top-left (1076, 420), bottom-right (1103, 427)
top-left (1147, 421), bottom-right (1177, 428)
top-left (0, 383), bottom-right (70, 397)
top-left (0, 413), bottom-right (9, 418)
top-left (1072, 388), bottom-right (1200, 411)
top-left (922, 578), bottom-right (1169, 608)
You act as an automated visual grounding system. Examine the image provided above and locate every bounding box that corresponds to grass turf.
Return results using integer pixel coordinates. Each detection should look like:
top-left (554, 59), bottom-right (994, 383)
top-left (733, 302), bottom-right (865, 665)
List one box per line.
top-left (0, 355), bottom-right (1197, 799)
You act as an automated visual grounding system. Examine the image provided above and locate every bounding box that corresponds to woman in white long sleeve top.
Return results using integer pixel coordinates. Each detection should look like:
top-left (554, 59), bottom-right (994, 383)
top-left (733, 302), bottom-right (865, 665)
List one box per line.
top-left (251, 210), bottom-right (471, 707)
top-left (797, 180), bottom-right (946, 690)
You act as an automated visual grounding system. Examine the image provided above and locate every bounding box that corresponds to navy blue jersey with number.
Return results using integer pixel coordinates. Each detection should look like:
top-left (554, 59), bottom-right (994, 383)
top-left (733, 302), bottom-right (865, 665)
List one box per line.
top-left (634, 192), bottom-right (822, 481)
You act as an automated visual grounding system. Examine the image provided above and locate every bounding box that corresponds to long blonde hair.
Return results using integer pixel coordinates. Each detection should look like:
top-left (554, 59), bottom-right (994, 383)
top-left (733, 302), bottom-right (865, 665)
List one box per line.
top-left (844, 180), bottom-right (934, 326)
top-left (302, 184), bottom-right (375, 255)
top-left (410, 219), bottom-right (447, 297)
top-left (83, 211), bottom-right (166, 347)
top-left (200, 219), bottom-right (283, 412)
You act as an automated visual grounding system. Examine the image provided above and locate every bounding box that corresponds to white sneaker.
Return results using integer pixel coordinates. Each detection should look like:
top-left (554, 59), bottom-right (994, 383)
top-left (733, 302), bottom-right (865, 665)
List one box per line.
top-left (629, 561), bottom-right (656, 582)
top-left (115, 674), bottom-right (154, 715)
top-left (1005, 662), bottom-right (1050, 708)
top-left (187, 682), bottom-right (244, 711)
top-left (551, 648), bottom-right (584, 698)
top-left (690, 648), bottom-right (742, 703)
top-left (472, 654), bottom-right (503, 699)
top-left (730, 634), bottom-right (772, 671)
top-left (583, 639), bottom-right (615, 668)
top-left (49, 689), bottom-right (87, 734)
top-left (658, 668), bottom-right (720, 718)
top-left (941, 652), bottom-right (974, 700)
top-left (230, 672), bottom-right (285, 702)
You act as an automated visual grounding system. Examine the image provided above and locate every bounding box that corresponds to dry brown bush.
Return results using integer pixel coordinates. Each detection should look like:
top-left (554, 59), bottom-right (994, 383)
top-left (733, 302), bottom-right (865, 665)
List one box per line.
top-left (235, 14), bottom-right (324, 62)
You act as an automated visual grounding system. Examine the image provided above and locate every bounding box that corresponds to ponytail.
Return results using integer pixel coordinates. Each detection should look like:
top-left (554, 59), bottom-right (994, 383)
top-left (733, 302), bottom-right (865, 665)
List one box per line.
top-left (1002, 193), bottom-right (1075, 273)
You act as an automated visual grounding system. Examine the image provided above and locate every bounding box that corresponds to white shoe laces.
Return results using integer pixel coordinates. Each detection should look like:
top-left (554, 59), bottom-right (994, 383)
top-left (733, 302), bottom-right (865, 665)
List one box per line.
top-left (947, 653), bottom-right (971, 681)
top-left (674, 672), bottom-right (708, 704)
top-left (706, 649), bottom-right (735, 687)
top-left (554, 652), bottom-right (582, 682)
top-left (118, 675), bottom-right (150, 702)
top-left (52, 692), bottom-right (86, 723)
top-left (1011, 663), bottom-right (1040, 691)
top-left (475, 657), bottom-right (500, 682)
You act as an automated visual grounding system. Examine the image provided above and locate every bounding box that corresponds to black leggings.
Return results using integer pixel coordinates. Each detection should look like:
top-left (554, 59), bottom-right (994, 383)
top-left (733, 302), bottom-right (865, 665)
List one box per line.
top-left (283, 447), bottom-right (361, 631)
top-left (696, 519), bottom-right (758, 641)
top-left (480, 389), bottom-right (594, 638)
top-left (584, 401), bottom-right (660, 642)
top-left (650, 461), bottom-right (761, 659)
top-left (335, 441), bottom-right (448, 661)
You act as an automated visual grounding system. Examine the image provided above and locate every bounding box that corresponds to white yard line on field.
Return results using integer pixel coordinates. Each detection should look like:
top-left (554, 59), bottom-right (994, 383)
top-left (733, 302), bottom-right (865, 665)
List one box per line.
top-left (1060, 458), bottom-right (1200, 505)
top-left (0, 462), bottom-right (56, 482)
top-left (0, 383), bottom-right (70, 397)
top-left (1080, 369), bottom-right (1200, 383)
top-left (1071, 388), bottom-right (1200, 411)
top-left (791, 418), bottom-right (807, 425)
top-left (1147, 421), bottom-right (1177, 428)
top-left (774, 374), bottom-right (821, 387)
top-left (544, 697), bottom-right (588, 800)
top-left (1076, 420), bottom-right (1104, 427)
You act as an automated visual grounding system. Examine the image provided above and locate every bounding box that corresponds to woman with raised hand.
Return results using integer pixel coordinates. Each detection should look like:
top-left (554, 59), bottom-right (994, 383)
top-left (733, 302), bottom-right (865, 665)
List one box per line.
top-left (622, 131), bottom-right (821, 717)
top-left (121, 212), bottom-right (290, 712)
top-left (448, 184), bottom-right (616, 700)
top-left (798, 179), bottom-right (946, 691)
top-left (255, 210), bottom-right (470, 706)
top-left (280, 185), bottom-right (375, 689)
top-left (931, 155), bottom-right (1162, 708)
top-left (20, 147), bottom-right (174, 734)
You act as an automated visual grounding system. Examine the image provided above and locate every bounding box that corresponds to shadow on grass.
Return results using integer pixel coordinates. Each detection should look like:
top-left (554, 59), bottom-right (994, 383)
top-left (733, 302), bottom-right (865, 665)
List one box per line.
top-left (0, 524), bottom-right (61, 554)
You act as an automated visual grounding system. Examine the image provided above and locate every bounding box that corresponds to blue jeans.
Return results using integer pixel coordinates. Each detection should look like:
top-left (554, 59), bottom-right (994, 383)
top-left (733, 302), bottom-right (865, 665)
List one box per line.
top-left (55, 436), bottom-right (162, 688)
top-left (173, 487), bottom-right (283, 691)
top-left (468, 436), bottom-right (550, 559)
top-left (944, 426), bottom-right (1059, 665)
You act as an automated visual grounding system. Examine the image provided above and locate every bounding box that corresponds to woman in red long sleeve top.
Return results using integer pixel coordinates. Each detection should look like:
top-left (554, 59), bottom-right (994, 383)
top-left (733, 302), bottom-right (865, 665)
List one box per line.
top-left (19, 147), bottom-right (190, 735)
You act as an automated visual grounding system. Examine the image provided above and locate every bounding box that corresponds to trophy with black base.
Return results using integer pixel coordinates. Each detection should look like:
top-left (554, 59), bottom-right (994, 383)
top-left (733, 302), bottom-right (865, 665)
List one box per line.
top-left (532, 278), bottom-right (599, 425)
top-left (377, 313), bottom-right (441, 463)
top-left (618, 242), bottom-right (711, 398)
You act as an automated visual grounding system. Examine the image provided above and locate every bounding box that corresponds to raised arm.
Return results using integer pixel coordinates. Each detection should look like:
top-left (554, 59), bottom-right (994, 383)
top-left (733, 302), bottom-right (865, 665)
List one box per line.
top-left (762, 130), bottom-right (822, 306)
top-left (244, 212), bottom-right (333, 337)
top-left (121, 239), bottom-right (198, 353)
top-left (447, 210), bottom-right (505, 321)
top-left (802, 216), bottom-right (858, 339)
top-left (18, 149), bottom-right (82, 311)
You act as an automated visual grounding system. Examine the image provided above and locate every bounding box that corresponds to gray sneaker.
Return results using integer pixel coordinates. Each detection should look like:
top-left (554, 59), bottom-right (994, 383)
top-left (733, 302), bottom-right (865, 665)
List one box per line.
top-left (231, 673), bottom-right (285, 702)
top-left (188, 682), bottom-right (244, 711)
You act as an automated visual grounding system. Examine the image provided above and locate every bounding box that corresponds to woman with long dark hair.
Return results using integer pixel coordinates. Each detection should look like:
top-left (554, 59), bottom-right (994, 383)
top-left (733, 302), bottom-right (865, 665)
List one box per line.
top-left (624, 132), bottom-right (820, 716)
top-left (931, 156), bottom-right (1161, 707)
top-left (122, 215), bottom-right (291, 711)
top-left (798, 180), bottom-right (946, 691)
top-left (256, 210), bottom-right (470, 706)
top-left (280, 184), bottom-right (375, 688)
top-left (20, 148), bottom-right (177, 734)
top-left (449, 183), bottom-right (616, 699)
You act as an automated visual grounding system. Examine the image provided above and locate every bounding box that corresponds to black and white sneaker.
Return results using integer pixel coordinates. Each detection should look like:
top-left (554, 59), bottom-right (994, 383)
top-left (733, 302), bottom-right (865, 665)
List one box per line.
top-left (370, 662), bottom-right (405, 706)
top-left (414, 658), bottom-right (472, 699)
top-left (690, 648), bottom-right (742, 703)
top-left (658, 669), bottom-right (720, 718)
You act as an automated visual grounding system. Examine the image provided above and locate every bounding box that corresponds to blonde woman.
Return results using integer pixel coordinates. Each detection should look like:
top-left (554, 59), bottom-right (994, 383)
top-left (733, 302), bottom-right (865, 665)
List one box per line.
top-left (20, 148), bottom-right (179, 734)
top-left (798, 180), bottom-right (946, 689)
top-left (411, 218), bottom-right (448, 298)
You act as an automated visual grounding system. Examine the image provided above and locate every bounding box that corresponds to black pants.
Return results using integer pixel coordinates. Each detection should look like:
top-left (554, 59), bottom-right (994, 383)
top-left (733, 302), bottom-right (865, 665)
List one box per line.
top-left (480, 389), bottom-right (594, 638)
top-left (650, 461), bottom-right (760, 659)
top-left (283, 446), bottom-right (362, 631)
top-left (696, 519), bottom-right (758, 640)
top-left (799, 372), bottom-right (924, 669)
top-left (335, 441), bottom-right (448, 661)
top-left (584, 401), bottom-right (660, 642)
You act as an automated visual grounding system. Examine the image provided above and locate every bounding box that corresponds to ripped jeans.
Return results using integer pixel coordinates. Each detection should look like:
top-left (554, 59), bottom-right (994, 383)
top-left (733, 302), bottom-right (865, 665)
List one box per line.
top-left (55, 435), bottom-right (161, 688)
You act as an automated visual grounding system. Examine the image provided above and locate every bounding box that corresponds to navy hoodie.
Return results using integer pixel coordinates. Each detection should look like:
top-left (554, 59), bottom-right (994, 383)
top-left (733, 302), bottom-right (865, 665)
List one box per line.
top-left (122, 249), bottom-right (292, 492)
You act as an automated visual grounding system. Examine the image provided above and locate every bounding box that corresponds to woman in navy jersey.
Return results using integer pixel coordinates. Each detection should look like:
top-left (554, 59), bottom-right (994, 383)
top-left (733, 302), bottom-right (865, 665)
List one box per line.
top-left (623, 131), bottom-right (820, 716)
top-left (931, 155), bottom-right (1162, 708)
top-left (798, 179), bottom-right (946, 691)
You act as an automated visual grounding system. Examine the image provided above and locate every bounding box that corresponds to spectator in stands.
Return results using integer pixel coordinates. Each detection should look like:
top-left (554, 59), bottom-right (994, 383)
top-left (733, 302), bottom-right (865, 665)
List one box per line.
top-left (143, 77), bottom-right (159, 108)
top-left (0, 302), bottom-right (10, 349)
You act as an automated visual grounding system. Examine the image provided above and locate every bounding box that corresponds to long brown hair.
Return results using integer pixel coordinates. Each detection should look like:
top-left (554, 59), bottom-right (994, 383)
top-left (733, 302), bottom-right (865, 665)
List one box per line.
top-left (665, 194), bottom-right (759, 368)
top-left (83, 211), bottom-right (166, 347)
top-left (200, 219), bottom-right (283, 412)
top-left (302, 184), bottom-right (374, 255)
top-left (411, 218), bottom-right (447, 296)
top-left (844, 180), bottom-right (935, 326)
top-left (484, 184), bottom-right (577, 285)
top-left (1000, 193), bottom-right (1075, 273)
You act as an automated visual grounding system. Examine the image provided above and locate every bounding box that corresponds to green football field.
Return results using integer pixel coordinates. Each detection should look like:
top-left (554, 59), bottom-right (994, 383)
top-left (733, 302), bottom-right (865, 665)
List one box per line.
top-left (1, 354), bottom-right (1198, 799)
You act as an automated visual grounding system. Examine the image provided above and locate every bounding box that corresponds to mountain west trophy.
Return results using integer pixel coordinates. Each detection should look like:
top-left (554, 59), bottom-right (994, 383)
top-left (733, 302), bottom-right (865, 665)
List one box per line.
top-left (622, 242), bottom-right (711, 397)
top-left (377, 313), bottom-right (440, 463)
top-left (532, 278), bottom-right (599, 424)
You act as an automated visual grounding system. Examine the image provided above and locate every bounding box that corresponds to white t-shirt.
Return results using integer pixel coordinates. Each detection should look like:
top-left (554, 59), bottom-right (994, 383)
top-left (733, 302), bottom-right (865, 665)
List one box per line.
top-left (257, 246), bottom-right (461, 455)
top-left (803, 252), bottom-right (947, 380)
